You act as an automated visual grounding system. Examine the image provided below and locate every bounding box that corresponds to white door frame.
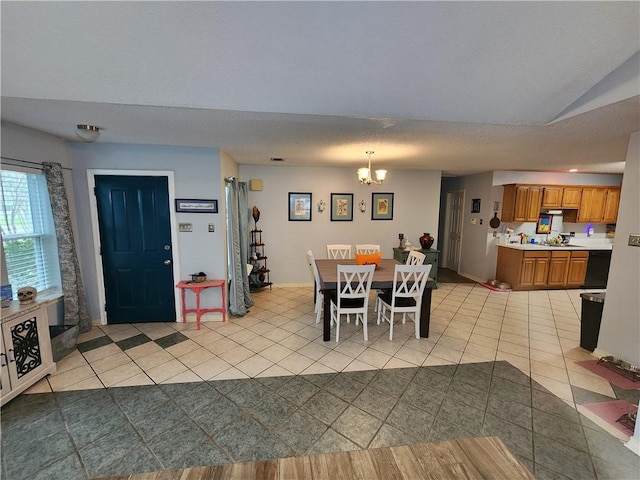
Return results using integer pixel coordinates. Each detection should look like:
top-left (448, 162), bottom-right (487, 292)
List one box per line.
top-left (442, 189), bottom-right (465, 271)
top-left (87, 169), bottom-right (181, 325)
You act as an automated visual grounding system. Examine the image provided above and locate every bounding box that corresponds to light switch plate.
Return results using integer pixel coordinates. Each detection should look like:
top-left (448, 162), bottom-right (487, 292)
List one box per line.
top-left (179, 223), bottom-right (192, 232)
top-left (208, 224), bottom-right (215, 232)
top-left (629, 234), bottom-right (640, 247)
top-left (470, 218), bottom-right (477, 224)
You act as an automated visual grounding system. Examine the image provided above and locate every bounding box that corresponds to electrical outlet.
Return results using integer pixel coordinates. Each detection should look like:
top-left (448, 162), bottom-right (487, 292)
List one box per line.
top-left (179, 223), bottom-right (192, 232)
top-left (629, 234), bottom-right (640, 247)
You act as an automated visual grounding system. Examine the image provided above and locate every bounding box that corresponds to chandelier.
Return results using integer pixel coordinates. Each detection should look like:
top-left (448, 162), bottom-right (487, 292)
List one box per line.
top-left (357, 151), bottom-right (387, 185)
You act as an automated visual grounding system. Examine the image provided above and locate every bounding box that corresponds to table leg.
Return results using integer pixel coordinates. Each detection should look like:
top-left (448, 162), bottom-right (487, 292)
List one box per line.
top-left (420, 286), bottom-right (433, 338)
top-left (221, 281), bottom-right (227, 322)
top-left (195, 289), bottom-right (202, 330)
top-left (323, 290), bottom-right (332, 341)
top-left (180, 289), bottom-right (187, 323)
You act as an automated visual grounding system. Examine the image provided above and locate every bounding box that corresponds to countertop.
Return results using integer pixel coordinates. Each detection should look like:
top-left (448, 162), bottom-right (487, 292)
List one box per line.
top-left (498, 242), bottom-right (613, 251)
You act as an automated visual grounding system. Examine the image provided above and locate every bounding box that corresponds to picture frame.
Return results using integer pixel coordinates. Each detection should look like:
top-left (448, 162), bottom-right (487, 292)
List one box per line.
top-left (536, 214), bottom-right (553, 234)
top-left (371, 192), bottom-right (394, 220)
top-left (288, 192), bottom-right (312, 221)
top-left (175, 199), bottom-right (218, 213)
top-left (471, 198), bottom-right (481, 213)
top-left (331, 193), bottom-right (354, 221)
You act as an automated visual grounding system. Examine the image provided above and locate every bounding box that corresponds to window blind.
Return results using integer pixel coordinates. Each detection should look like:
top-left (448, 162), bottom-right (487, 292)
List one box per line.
top-left (0, 168), bottom-right (61, 297)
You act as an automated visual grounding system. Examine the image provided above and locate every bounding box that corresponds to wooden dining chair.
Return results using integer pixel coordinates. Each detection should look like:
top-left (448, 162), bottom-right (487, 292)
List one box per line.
top-left (306, 250), bottom-right (323, 324)
top-left (327, 244), bottom-right (352, 259)
top-left (330, 264), bottom-right (375, 342)
top-left (406, 250), bottom-right (426, 265)
top-left (376, 264), bottom-right (432, 340)
top-left (355, 244), bottom-right (381, 255)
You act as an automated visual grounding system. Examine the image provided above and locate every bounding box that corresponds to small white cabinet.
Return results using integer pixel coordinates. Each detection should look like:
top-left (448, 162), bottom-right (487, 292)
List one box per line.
top-left (1, 302), bottom-right (56, 406)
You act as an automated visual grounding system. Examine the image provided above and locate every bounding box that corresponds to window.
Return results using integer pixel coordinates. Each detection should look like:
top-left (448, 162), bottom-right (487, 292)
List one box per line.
top-left (0, 168), bottom-right (61, 297)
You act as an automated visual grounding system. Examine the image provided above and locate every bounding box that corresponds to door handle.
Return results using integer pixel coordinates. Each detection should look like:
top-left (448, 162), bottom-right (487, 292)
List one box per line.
top-left (164, 245), bottom-right (171, 251)
top-left (164, 259), bottom-right (172, 265)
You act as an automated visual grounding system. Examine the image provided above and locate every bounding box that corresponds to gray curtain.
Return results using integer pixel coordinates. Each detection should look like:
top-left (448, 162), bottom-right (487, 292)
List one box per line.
top-left (43, 162), bottom-right (91, 332)
top-left (226, 178), bottom-right (253, 315)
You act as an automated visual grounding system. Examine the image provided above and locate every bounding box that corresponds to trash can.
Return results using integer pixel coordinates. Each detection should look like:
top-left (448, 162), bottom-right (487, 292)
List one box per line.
top-left (580, 292), bottom-right (605, 352)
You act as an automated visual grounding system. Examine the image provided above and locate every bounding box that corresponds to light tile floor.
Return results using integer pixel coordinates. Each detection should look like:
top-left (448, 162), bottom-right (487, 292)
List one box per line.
top-left (31, 283), bottom-right (611, 409)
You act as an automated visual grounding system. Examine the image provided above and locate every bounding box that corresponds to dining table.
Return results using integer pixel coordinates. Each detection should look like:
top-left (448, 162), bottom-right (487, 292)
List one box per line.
top-left (315, 258), bottom-right (436, 341)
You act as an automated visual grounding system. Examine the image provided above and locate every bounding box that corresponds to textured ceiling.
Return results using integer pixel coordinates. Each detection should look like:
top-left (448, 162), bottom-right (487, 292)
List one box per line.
top-left (1, 1), bottom-right (639, 175)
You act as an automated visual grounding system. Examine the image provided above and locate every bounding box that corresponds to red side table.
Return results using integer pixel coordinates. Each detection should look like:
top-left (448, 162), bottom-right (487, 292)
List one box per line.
top-left (176, 279), bottom-right (226, 330)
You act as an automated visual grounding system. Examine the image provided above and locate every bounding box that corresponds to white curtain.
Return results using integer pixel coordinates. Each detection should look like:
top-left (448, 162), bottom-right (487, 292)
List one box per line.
top-left (226, 178), bottom-right (253, 315)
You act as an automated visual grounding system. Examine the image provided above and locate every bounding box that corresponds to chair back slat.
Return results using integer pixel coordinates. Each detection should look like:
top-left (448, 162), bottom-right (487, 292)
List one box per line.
top-left (406, 250), bottom-right (426, 265)
top-left (336, 264), bottom-right (375, 306)
top-left (355, 244), bottom-right (381, 255)
top-left (393, 264), bottom-right (433, 299)
top-left (327, 244), bottom-right (352, 259)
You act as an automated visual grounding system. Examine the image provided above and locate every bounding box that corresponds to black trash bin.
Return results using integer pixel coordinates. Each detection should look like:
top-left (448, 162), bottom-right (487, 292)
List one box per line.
top-left (580, 292), bottom-right (605, 352)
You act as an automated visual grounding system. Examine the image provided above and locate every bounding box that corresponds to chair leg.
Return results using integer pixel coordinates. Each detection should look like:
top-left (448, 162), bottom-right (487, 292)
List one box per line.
top-left (362, 313), bottom-right (368, 341)
top-left (389, 309), bottom-right (395, 341)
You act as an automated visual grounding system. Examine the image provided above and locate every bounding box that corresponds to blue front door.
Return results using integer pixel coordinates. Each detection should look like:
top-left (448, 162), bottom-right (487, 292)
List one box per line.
top-left (95, 175), bottom-right (176, 323)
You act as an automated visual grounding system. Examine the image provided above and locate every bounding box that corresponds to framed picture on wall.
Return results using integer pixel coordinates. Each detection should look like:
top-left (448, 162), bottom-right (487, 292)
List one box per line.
top-left (536, 214), bottom-right (552, 234)
top-left (471, 198), bottom-right (481, 213)
top-left (331, 193), bottom-right (353, 221)
top-left (288, 192), bottom-right (312, 221)
top-left (371, 192), bottom-right (394, 220)
top-left (175, 199), bottom-right (218, 213)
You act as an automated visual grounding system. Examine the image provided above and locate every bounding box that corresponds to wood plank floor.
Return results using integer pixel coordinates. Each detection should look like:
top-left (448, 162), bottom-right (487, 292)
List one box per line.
top-left (93, 436), bottom-right (535, 480)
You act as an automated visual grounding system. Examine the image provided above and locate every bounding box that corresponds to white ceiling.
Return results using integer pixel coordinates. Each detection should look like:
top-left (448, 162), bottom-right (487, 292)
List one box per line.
top-left (1, 1), bottom-right (639, 175)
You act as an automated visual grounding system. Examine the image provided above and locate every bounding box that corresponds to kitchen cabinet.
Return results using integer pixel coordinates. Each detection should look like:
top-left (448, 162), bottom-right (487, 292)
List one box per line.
top-left (393, 248), bottom-right (439, 285)
top-left (1, 303), bottom-right (56, 406)
top-left (562, 187), bottom-right (582, 208)
top-left (602, 187), bottom-right (621, 223)
top-left (541, 187), bottom-right (563, 208)
top-left (566, 251), bottom-right (589, 287)
top-left (502, 185), bottom-right (542, 222)
top-left (547, 251), bottom-right (570, 287)
top-left (578, 187), bottom-right (607, 223)
top-left (497, 246), bottom-right (594, 290)
top-left (496, 247), bottom-right (549, 290)
top-left (520, 251), bottom-right (549, 288)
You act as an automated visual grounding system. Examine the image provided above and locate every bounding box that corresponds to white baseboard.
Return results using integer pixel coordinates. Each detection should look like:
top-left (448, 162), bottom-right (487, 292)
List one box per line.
top-left (625, 436), bottom-right (640, 456)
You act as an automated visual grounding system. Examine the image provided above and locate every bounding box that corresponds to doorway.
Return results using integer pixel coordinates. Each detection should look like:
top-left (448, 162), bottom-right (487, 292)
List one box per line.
top-left (443, 190), bottom-right (464, 272)
top-left (91, 173), bottom-right (179, 324)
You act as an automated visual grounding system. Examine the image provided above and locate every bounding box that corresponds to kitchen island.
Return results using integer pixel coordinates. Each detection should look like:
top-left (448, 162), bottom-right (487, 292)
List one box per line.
top-left (496, 242), bottom-right (612, 291)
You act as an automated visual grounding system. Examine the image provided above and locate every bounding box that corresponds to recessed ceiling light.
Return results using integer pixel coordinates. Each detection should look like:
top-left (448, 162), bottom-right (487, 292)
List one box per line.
top-left (569, 168), bottom-right (578, 172)
top-left (270, 157), bottom-right (284, 162)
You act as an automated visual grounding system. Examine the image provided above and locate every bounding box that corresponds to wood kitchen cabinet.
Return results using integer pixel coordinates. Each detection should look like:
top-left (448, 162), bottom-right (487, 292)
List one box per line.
top-left (496, 247), bottom-right (549, 290)
top-left (566, 251), bottom-right (589, 287)
top-left (562, 187), bottom-right (582, 208)
top-left (496, 247), bottom-right (593, 290)
top-left (547, 251), bottom-right (570, 287)
top-left (602, 187), bottom-right (621, 223)
top-left (541, 187), bottom-right (563, 208)
top-left (578, 187), bottom-right (607, 223)
top-left (502, 185), bottom-right (542, 222)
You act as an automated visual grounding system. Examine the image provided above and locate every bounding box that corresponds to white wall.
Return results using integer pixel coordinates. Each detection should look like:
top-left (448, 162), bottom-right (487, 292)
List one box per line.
top-left (454, 172), bottom-right (496, 282)
top-left (598, 132), bottom-right (640, 366)
top-left (239, 164), bottom-right (442, 285)
top-left (69, 143), bottom-right (225, 320)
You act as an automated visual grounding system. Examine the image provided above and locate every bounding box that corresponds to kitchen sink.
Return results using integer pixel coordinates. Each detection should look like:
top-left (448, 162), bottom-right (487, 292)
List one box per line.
top-left (545, 244), bottom-right (585, 248)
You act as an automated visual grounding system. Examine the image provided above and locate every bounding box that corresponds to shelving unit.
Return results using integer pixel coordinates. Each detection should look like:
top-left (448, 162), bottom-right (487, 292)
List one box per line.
top-left (249, 229), bottom-right (272, 291)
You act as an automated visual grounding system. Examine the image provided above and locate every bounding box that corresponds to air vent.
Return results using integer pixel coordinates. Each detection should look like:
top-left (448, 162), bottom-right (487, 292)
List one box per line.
top-left (270, 157), bottom-right (284, 162)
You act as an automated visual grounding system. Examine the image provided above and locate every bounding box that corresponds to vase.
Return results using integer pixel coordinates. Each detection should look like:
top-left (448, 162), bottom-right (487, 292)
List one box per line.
top-left (419, 233), bottom-right (434, 250)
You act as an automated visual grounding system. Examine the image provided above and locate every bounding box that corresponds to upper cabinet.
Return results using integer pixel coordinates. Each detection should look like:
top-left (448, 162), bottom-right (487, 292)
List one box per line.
top-left (502, 185), bottom-right (542, 222)
top-left (561, 187), bottom-right (582, 208)
top-left (541, 187), bottom-right (563, 208)
top-left (603, 187), bottom-right (621, 224)
top-left (578, 187), bottom-right (607, 223)
top-left (502, 184), bottom-right (620, 224)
